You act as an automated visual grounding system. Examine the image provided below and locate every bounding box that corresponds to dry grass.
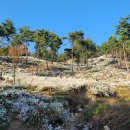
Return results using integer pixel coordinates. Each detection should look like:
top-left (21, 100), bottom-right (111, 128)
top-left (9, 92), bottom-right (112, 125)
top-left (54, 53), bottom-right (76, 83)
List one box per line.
top-left (115, 86), bottom-right (130, 101)
top-left (105, 98), bottom-right (119, 106)
top-left (87, 103), bottom-right (130, 130)
top-left (88, 96), bottom-right (130, 130)
top-left (98, 101), bottom-right (130, 130)
top-left (85, 92), bottom-right (97, 101)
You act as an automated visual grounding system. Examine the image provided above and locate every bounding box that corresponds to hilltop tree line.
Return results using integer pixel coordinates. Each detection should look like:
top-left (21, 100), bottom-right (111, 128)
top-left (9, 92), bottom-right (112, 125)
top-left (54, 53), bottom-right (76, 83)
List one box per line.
top-left (0, 15), bottom-right (130, 73)
top-left (102, 15), bottom-right (130, 71)
top-left (0, 20), bottom-right (97, 69)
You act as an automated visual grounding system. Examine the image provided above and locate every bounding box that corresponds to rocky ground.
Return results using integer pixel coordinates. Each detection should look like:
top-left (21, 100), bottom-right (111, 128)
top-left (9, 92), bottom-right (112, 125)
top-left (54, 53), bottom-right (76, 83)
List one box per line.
top-left (1, 55), bottom-right (130, 96)
top-left (0, 55), bottom-right (130, 130)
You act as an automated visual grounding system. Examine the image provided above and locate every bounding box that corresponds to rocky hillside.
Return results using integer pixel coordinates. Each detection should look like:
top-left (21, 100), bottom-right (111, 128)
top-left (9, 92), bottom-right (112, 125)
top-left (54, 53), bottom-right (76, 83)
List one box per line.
top-left (0, 55), bottom-right (130, 130)
top-left (0, 55), bottom-right (130, 96)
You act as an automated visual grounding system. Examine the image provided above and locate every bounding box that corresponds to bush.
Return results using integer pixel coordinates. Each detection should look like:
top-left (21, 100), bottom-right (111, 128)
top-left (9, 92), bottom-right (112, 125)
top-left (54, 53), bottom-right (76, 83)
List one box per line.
top-left (84, 102), bottom-right (106, 121)
top-left (24, 106), bottom-right (46, 128)
top-left (23, 103), bottom-right (66, 128)
top-left (57, 53), bottom-right (66, 62)
top-left (0, 48), bottom-right (6, 56)
top-left (0, 107), bottom-right (10, 130)
top-left (0, 86), bottom-right (71, 129)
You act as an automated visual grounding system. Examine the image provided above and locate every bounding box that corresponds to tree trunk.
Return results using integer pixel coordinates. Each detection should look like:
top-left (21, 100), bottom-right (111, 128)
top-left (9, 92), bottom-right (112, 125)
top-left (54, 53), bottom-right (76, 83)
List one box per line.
top-left (0, 67), bottom-right (2, 77)
top-left (51, 52), bottom-right (55, 64)
top-left (122, 43), bottom-right (129, 71)
top-left (118, 50), bottom-right (122, 68)
top-left (85, 53), bottom-right (88, 70)
top-left (45, 51), bottom-right (49, 70)
top-left (25, 54), bottom-right (28, 67)
top-left (36, 62), bottom-right (39, 75)
top-left (51, 55), bottom-right (54, 64)
top-left (6, 37), bottom-right (10, 56)
top-left (77, 61), bottom-right (81, 71)
top-left (13, 62), bottom-right (16, 84)
top-left (115, 49), bottom-right (119, 68)
top-left (119, 51), bottom-right (122, 68)
top-left (91, 57), bottom-right (93, 68)
top-left (46, 58), bottom-right (49, 70)
top-left (36, 45), bottom-right (40, 75)
top-left (71, 45), bottom-right (74, 72)
top-left (25, 43), bottom-right (28, 68)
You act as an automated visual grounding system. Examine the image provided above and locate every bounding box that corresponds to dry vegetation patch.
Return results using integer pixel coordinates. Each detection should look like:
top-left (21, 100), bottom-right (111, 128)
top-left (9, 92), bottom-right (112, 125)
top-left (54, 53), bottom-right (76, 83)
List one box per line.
top-left (84, 86), bottom-right (130, 130)
top-left (115, 86), bottom-right (130, 101)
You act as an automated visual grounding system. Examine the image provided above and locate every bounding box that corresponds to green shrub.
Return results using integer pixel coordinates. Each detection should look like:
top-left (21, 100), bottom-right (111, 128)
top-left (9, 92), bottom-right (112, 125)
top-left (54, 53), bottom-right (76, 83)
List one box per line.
top-left (24, 106), bottom-right (64, 128)
top-left (24, 107), bottom-right (45, 128)
top-left (84, 102), bottom-right (106, 121)
top-left (0, 107), bottom-right (10, 130)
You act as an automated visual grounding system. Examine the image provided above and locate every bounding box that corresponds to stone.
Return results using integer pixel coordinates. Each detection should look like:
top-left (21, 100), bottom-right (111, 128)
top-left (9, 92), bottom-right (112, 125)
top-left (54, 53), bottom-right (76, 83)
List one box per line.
top-left (64, 123), bottom-right (78, 130)
top-left (78, 108), bottom-right (83, 112)
top-left (82, 127), bottom-right (89, 130)
top-left (75, 123), bottom-right (84, 129)
top-left (104, 125), bottom-right (110, 130)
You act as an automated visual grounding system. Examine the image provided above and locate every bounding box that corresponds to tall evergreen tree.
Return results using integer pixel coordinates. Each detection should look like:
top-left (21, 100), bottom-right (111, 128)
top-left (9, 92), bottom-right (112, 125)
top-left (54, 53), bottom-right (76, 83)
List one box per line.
top-left (49, 32), bottom-right (62, 63)
top-left (19, 26), bottom-right (33, 66)
top-left (0, 19), bottom-right (16, 55)
top-left (116, 16), bottom-right (130, 71)
top-left (68, 31), bottom-right (84, 72)
top-left (33, 29), bottom-right (50, 70)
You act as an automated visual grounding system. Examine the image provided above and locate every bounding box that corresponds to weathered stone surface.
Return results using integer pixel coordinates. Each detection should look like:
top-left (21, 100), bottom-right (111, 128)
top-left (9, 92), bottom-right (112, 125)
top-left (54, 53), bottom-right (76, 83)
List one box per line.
top-left (0, 55), bottom-right (130, 96)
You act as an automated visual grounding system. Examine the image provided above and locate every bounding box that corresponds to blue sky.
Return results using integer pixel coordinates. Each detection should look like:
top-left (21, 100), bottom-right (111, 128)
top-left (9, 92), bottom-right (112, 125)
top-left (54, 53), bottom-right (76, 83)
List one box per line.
top-left (0, 0), bottom-right (130, 53)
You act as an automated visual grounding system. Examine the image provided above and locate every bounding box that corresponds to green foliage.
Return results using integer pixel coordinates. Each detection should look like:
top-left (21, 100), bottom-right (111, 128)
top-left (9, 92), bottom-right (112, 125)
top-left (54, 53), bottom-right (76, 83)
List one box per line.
top-left (24, 107), bottom-right (45, 128)
top-left (67, 31), bottom-right (97, 65)
top-left (0, 19), bottom-right (16, 44)
top-left (0, 19), bottom-right (15, 37)
top-left (49, 32), bottom-right (63, 62)
top-left (33, 30), bottom-right (62, 63)
top-left (80, 38), bottom-right (96, 58)
top-left (0, 48), bottom-right (5, 56)
top-left (57, 53), bottom-right (66, 62)
top-left (69, 31), bottom-right (84, 42)
top-left (121, 120), bottom-right (130, 130)
top-left (116, 16), bottom-right (130, 55)
top-left (46, 107), bottom-right (63, 126)
top-left (33, 29), bottom-right (50, 58)
top-left (116, 15), bottom-right (130, 41)
top-left (101, 36), bottom-right (118, 55)
top-left (19, 26), bottom-right (33, 42)
top-left (84, 102), bottom-right (106, 121)
top-left (0, 107), bottom-right (10, 130)
top-left (11, 34), bottom-right (21, 45)
top-left (101, 16), bottom-right (130, 70)
top-left (64, 48), bottom-right (72, 60)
